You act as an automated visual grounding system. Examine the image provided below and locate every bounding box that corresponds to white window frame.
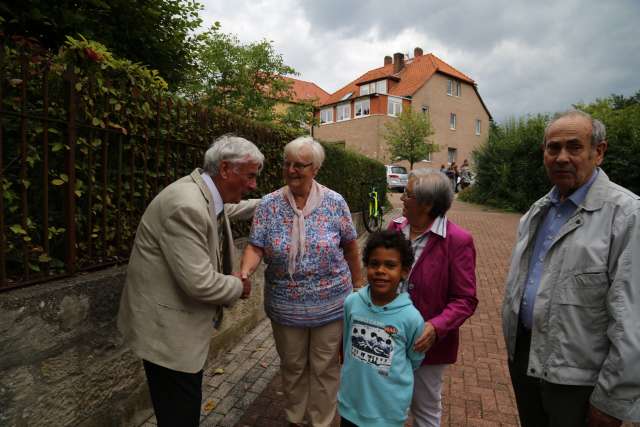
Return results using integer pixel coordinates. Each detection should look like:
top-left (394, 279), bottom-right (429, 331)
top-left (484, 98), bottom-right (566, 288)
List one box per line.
top-left (354, 98), bottom-right (370, 117)
top-left (320, 108), bottom-right (333, 124)
top-left (337, 103), bottom-right (351, 122)
top-left (375, 80), bottom-right (387, 94)
top-left (450, 113), bottom-right (457, 130)
top-left (422, 151), bottom-right (432, 162)
top-left (360, 84), bottom-right (370, 96)
top-left (475, 119), bottom-right (481, 135)
top-left (448, 79), bottom-right (462, 97)
top-left (388, 96), bottom-right (403, 117)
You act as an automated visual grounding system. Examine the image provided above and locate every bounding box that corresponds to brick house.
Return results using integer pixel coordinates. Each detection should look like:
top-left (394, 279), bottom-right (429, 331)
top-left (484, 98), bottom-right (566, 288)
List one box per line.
top-left (312, 47), bottom-right (491, 169)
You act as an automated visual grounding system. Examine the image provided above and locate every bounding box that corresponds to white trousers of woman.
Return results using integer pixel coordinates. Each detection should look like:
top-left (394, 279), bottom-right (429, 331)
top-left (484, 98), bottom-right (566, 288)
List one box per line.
top-left (411, 364), bottom-right (448, 427)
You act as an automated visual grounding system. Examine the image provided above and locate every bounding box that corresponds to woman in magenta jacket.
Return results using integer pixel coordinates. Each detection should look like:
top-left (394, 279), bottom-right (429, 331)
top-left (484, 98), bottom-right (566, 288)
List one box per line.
top-left (388, 168), bottom-right (478, 427)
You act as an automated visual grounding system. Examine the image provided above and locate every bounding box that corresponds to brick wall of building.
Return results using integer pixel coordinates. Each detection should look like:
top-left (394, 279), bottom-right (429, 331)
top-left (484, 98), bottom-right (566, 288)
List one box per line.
top-left (411, 72), bottom-right (490, 168)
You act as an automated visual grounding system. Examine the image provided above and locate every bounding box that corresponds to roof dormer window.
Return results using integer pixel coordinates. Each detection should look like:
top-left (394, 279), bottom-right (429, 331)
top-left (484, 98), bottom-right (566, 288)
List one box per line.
top-left (360, 80), bottom-right (387, 96)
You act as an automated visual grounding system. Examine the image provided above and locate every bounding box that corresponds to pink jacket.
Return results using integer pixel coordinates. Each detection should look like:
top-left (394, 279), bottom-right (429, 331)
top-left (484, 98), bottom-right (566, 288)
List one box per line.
top-left (389, 218), bottom-right (478, 365)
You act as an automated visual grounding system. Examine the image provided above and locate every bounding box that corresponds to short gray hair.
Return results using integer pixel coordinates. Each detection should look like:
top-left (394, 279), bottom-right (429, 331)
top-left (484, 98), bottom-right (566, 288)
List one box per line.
top-left (544, 110), bottom-right (606, 148)
top-left (409, 168), bottom-right (454, 218)
top-left (283, 136), bottom-right (325, 169)
top-left (203, 134), bottom-right (265, 175)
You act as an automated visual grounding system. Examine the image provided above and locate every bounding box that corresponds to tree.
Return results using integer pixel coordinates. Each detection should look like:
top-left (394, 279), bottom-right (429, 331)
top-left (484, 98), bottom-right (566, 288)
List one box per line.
top-left (180, 22), bottom-right (297, 122)
top-left (384, 108), bottom-right (436, 169)
top-left (0, 0), bottom-right (203, 88)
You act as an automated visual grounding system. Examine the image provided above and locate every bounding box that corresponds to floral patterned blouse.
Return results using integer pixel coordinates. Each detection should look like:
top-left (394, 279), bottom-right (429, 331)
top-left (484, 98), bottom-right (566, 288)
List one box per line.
top-left (249, 187), bottom-right (357, 327)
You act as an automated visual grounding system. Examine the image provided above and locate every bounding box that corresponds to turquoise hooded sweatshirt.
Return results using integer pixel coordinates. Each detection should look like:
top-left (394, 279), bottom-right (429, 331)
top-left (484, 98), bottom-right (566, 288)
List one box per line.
top-left (338, 286), bottom-right (425, 427)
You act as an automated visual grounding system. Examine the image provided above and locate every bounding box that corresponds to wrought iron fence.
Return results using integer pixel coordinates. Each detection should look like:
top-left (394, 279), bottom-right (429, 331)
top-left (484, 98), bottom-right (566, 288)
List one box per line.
top-left (0, 41), bottom-right (278, 291)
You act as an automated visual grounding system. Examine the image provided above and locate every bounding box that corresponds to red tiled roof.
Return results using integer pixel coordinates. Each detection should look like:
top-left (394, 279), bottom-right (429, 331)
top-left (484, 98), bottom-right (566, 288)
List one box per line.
top-left (320, 53), bottom-right (475, 106)
top-left (284, 77), bottom-right (329, 105)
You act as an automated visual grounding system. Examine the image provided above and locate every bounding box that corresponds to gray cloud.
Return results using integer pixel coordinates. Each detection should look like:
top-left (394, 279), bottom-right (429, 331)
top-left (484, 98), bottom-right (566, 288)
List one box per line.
top-left (201, 0), bottom-right (640, 122)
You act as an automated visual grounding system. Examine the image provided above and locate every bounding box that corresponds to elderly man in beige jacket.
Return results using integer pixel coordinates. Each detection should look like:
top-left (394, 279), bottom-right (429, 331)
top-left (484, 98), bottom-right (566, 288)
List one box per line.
top-left (118, 134), bottom-right (264, 426)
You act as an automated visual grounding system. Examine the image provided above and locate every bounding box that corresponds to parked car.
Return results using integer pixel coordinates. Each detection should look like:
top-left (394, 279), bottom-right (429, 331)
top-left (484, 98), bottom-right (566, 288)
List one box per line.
top-left (386, 165), bottom-right (408, 192)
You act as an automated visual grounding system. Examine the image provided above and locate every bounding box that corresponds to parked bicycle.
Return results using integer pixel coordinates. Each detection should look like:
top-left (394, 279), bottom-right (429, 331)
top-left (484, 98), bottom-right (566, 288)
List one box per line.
top-left (360, 182), bottom-right (384, 233)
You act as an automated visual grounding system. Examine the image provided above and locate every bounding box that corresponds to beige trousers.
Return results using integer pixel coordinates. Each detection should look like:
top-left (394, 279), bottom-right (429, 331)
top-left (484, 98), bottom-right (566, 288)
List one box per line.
top-left (271, 319), bottom-right (342, 427)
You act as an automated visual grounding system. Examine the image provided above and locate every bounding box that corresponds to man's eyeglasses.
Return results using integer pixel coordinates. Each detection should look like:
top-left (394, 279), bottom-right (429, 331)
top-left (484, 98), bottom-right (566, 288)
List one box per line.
top-left (283, 161), bottom-right (313, 172)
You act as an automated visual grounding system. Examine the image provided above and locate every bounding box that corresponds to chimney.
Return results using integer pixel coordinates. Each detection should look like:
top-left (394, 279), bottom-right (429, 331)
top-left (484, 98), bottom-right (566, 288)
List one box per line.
top-left (414, 47), bottom-right (423, 57)
top-left (393, 52), bottom-right (404, 73)
top-left (384, 55), bottom-right (392, 66)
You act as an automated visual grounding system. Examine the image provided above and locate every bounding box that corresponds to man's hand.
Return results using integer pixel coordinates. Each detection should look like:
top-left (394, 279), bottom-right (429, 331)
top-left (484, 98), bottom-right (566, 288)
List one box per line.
top-left (232, 272), bottom-right (252, 299)
top-left (414, 321), bottom-right (437, 353)
top-left (587, 405), bottom-right (622, 427)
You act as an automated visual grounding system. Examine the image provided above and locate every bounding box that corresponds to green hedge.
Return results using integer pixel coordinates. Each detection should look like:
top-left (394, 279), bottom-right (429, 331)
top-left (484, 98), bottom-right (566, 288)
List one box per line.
top-left (461, 96), bottom-right (640, 212)
top-left (317, 142), bottom-right (387, 212)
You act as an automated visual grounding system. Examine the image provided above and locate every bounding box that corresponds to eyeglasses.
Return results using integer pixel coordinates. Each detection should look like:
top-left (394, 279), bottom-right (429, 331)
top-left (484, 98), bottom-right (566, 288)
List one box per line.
top-left (283, 161), bottom-right (313, 172)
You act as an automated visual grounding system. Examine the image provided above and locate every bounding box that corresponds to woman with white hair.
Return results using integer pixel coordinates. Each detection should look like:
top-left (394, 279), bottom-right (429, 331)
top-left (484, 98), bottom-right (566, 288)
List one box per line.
top-left (388, 168), bottom-right (478, 427)
top-left (241, 136), bottom-right (363, 427)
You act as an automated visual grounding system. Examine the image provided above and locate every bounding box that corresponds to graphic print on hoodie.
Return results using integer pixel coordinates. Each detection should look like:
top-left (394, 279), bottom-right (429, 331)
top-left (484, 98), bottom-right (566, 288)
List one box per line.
top-left (338, 285), bottom-right (425, 427)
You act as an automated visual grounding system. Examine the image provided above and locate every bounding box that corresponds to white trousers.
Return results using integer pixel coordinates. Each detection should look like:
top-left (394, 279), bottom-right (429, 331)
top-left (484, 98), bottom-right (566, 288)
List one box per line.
top-left (411, 364), bottom-right (447, 427)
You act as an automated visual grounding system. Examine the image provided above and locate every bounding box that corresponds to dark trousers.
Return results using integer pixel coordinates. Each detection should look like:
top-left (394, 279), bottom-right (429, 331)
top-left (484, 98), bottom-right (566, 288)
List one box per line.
top-left (143, 359), bottom-right (203, 427)
top-left (340, 417), bottom-right (359, 427)
top-left (508, 325), bottom-right (593, 427)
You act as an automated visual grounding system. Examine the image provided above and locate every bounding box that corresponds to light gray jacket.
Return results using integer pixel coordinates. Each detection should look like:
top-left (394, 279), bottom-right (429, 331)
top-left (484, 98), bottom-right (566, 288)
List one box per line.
top-left (502, 169), bottom-right (640, 421)
top-left (118, 169), bottom-right (259, 373)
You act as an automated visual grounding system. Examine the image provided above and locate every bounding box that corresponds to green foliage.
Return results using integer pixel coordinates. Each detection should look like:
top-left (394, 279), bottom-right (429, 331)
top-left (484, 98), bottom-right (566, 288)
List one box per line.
top-left (279, 101), bottom-right (316, 132)
top-left (0, 0), bottom-right (203, 88)
top-left (384, 108), bottom-right (436, 169)
top-left (0, 35), bottom-right (382, 287)
top-left (461, 91), bottom-right (640, 211)
top-left (180, 22), bottom-right (297, 123)
top-left (317, 143), bottom-right (387, 212)
top-left (575, 92), bottom-right (640, 196)
top-left (459, 116), bottom-right (549, 212)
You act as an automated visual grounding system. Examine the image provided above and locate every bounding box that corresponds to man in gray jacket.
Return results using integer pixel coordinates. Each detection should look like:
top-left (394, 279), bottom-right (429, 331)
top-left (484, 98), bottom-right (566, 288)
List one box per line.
top-left (502, 110), bottom-right (639, 427)
top-left (118, 134), bottom-right (264, 426)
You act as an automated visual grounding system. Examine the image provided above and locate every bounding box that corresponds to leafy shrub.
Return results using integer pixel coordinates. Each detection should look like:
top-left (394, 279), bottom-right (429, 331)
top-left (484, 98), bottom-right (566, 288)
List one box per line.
top-left (461, 95), bottom-right (640, 212)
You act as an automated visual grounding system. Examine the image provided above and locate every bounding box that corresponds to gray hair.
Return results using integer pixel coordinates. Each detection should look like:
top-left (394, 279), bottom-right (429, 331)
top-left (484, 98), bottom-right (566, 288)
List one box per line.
top-left (283, 136), bottom-right (325, 169)
top-left (544, 110), bottom-right (606, 148)
top-left (203, 134), bottom-right (265, 175)
top-left (408, 168), bottom-right (454, 218)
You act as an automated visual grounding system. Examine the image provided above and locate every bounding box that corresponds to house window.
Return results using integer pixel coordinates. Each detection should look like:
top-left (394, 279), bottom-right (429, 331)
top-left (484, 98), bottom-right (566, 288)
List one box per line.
top-left (355, 99), bottom-right (370, 117)
top-left (337, 103), bottom-right (351, 121)
top-left (375, 80), bottom-right (387, 94)
top-left (475, 119), bottom-right (481, 135)
top-left (320, 108), bottom-right (333, 124)
top-left (447, 79), bottom-right (461, 96)
top-left (422, 151), bottom-right (432, 162)
top-left (448, 148), bottom-right (457, 164)
top-left (360, 84), bottom-right (370, 96)
top-left (450, 113), bottom-right (457, 130)
top-left (388, 97), bottom-right (403, 116)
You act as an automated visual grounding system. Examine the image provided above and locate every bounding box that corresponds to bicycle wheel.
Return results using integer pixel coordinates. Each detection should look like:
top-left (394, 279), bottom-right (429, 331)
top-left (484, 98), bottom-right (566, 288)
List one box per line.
top-left (362, 197), bottom-right (383, 233)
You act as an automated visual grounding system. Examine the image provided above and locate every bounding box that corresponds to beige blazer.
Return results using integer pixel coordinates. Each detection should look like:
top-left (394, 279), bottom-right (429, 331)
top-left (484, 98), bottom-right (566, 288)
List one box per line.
top-left (117, 169), bottom-right (258, 373)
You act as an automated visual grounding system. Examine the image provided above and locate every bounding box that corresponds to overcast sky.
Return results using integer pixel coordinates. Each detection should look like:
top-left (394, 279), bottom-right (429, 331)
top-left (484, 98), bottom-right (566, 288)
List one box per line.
top-left (200, 0), bottom-right (640, 123)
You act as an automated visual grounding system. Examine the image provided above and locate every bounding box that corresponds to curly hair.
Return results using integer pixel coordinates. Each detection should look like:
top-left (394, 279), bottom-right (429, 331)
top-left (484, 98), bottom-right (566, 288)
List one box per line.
top-left (362, 230), bottom-right (414, 269)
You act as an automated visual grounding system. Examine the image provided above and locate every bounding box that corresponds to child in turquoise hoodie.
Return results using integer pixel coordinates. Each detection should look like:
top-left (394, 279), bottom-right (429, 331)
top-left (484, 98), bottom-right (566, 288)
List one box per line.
top-left (338, 230), bottom-right (425, 427)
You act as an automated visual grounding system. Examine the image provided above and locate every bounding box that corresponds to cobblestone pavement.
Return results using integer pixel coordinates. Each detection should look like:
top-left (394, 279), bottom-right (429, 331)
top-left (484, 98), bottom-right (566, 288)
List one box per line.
top-left (140, 197), bottom-right (638, 427)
